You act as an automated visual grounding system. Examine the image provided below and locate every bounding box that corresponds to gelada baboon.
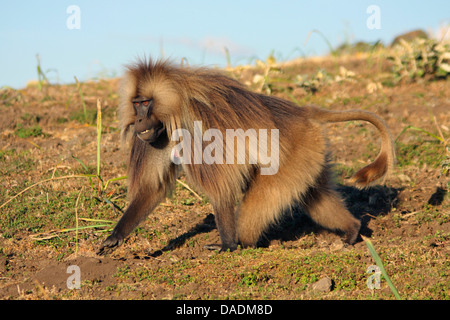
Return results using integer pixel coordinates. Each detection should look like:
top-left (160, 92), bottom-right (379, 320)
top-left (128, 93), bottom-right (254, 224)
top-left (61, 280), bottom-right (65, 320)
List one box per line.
top-left (99, 59), bottom-right (395, 254)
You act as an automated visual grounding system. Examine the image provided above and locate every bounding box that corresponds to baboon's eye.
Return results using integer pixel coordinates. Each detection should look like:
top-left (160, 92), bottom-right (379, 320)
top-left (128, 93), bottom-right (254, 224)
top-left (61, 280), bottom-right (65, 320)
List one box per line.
top-left (142, 100), bottom-right (150, 107)
top-left (133, 102), bottom-right (140, 108)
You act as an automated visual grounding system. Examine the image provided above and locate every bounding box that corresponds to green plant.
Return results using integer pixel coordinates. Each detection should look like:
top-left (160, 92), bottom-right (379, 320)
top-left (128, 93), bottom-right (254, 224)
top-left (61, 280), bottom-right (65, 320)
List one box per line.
top-left (69, 108), bottom-right (97, 125)
top-left (73, 99), bottom-right (127, 197)
top-left (30, 217), bottom-right (114, 241)
top-left (0, 99), bottom-right (124, 248)
top-left (36, 54), bottom-right (50, 91)
top-left (363, 236), bottom-right (401, 300)
top-left (223, 46), bottom-right (231, 69)
top-left (295, 69), bottom-right (332, 94)
top-left (252, 55), bottom-right (282, 94)
top-left (74, 76), bottom-right (88, 124)
top-left (14, 124), bottom-right (44, 138)
top-left (388, 38), bottom-right (450, 81)
top-left (395, 120), bottom-right (449, 174)
top-left (239, 269), bottom-right (270, 287)
top-left (305, 29), bottom-right (336, 56)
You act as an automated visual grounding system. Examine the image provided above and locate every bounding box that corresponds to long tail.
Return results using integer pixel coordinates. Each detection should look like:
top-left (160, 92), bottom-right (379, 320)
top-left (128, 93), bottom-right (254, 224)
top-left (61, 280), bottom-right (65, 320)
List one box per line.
top-left (305, 106), bottom-right (396, 188)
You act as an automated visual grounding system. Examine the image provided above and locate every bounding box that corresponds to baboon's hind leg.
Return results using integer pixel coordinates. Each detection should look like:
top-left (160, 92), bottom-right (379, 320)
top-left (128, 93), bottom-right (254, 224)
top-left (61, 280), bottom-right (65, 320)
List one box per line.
top-left (302, 172), bottom-right (361, 244)
top-left (236, 173), bottom-right (297, 248)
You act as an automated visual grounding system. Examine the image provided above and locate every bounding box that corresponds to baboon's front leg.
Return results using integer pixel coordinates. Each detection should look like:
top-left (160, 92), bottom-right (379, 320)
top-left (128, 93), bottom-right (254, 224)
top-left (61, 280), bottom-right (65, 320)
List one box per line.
top-left (98, 189), bottom-right (166, 254)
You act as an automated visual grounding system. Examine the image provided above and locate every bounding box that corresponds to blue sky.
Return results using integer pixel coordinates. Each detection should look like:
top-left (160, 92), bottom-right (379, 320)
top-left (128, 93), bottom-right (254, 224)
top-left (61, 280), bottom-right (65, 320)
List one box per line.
top-left (1, 0), bottom-right (449, 88)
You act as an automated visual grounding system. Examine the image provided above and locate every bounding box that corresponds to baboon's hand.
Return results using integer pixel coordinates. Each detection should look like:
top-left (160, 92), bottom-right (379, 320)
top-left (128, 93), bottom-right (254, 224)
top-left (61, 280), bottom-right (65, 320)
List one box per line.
top-left (97, 234), bottom-right (123, 255)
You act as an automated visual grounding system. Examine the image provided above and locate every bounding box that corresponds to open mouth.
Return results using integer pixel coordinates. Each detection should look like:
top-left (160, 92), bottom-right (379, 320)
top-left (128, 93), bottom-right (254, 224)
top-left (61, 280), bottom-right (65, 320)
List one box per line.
top-left (137, 128), bottom-right (155, 141)
top-left (137, 123), bottom-right (165, 143)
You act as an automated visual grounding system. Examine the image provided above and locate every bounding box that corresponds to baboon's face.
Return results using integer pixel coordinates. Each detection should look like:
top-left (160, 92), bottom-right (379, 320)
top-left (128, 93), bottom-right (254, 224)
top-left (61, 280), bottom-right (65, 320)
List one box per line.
top-left (132, 96), bottom-right (165, 143)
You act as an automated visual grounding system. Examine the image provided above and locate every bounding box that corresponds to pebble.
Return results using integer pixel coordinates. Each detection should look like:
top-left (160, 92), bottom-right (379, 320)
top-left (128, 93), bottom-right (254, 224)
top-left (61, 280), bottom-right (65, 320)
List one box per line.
top-left (311, 276), bottom-right (333, 292)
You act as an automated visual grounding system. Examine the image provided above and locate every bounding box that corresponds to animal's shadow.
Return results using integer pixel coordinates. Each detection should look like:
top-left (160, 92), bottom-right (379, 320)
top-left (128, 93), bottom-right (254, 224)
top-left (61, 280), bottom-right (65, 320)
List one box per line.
top-left (260, 184), bottom-right (400, 246)
top-left (149, 184), bottom-right (400, 256)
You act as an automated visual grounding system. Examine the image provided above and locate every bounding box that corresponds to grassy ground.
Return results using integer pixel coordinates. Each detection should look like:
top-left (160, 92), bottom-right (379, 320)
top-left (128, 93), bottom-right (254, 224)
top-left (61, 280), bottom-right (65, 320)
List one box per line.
top-left (0, 47), bottom-right (449, 300)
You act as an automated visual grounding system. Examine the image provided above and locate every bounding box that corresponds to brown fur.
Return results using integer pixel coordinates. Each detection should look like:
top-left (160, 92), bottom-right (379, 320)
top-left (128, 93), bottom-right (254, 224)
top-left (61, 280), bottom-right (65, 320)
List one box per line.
top-left (99, 59), bottom-right (395, 253)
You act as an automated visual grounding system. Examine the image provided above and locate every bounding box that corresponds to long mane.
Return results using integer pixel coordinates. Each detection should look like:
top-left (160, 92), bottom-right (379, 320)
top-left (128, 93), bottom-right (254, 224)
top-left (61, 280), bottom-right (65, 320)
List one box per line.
top-left (118, 59), bottom-right (302, 201)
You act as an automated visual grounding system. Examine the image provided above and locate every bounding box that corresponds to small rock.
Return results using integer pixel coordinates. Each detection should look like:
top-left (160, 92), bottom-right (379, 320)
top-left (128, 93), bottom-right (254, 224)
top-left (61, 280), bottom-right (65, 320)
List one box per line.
top-left (311, 276), bottom-right (333, 292)
top-left (330, 239), bottom-right (344, 252)
top-left (397, 174), bottom-right (411, 183)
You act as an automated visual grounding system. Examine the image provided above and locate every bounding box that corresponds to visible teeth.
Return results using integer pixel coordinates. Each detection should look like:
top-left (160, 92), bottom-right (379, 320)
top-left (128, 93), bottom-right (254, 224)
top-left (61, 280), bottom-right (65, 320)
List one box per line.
top-left (140, 129), bottom-right (150, 134)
